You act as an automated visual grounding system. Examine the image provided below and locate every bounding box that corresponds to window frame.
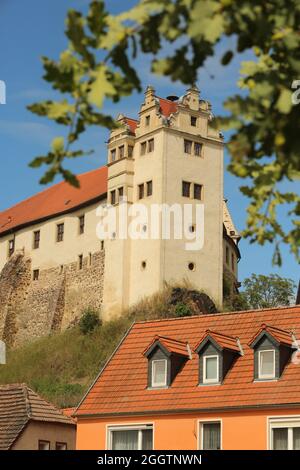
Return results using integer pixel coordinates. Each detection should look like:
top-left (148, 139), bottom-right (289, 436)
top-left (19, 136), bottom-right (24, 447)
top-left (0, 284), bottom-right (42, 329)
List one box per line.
top-left (151, 359), bottom-right (167, 388)
top-left (138, 183), bottom-right (145, 200)
top-left (194, 142), bottom-right (202, 157)
top-left (182, 181), bottom-right (191, 198)
top-left (258, 349), bottom-right (275, 380)
top-left (119, 145), bottom-right (125, 159)
top-left (107, 424), bottom-right (154, 451)
top-left (140, 141), bottom-right (147, 156)
top-left (38, 440), bottom-right (50, 450)
top-left (148, 138), bottom-right (154, 152)
top-left (184, 139), bottom-right (192, 154)
top-left (56, 223), bottom-right (64, 243)
top-left (269, 417), bottom-right (300, 450)
top-left (203, 355), bottom-right (219, 384)
top-left (110, 148), bottom-right (116, 162)
top-left (146, 180), bottom-right (153, 197)
top-left (110, 190), bottom-right (116, 205)
top-left (33, 230), bottom-right (40, 249)
top-left (193, 183), bottom-right (203, 201)
top-left (56, 442), bottom-right (67, 450)
top-left (191, 116), bottom-right (197, 127)
top-left (198, 420), bottom-right (222, 450)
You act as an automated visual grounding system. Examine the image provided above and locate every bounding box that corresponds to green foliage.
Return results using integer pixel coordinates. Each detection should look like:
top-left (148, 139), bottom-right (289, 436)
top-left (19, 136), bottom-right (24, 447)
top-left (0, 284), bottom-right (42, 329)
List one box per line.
top-left (174, 302), bottom-right (192, 317)
top-left (241, 273), bottom-right (296, 309)
top-left (79, 308), bottom-right (102, 334)
top-left (28, 0), bottom-right (300, 263)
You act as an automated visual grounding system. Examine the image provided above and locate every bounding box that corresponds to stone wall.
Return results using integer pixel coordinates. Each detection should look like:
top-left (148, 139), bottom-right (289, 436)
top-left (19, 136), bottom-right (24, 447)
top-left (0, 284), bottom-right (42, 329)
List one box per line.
top-left (0, 250), bottom-right (105, 347)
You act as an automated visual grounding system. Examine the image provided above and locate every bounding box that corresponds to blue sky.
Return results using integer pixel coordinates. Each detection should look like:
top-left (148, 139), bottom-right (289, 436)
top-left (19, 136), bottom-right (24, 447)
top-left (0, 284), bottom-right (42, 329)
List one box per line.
top-left (0, 0), bottom-right (298, 288)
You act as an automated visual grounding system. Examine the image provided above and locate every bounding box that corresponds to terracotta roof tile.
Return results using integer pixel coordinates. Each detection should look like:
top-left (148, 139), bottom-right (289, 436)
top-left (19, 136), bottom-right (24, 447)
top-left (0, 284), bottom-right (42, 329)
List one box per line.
top-left (249, 323), bottom-right (293, 347)
top-left (75, 306), bottom-right (300, 417)
top-left (195, 329), bottom-right (240, 353)
top-left (0, 384), bottom-right (75, 450)
top-left (144, 335), bottom-right (190, 358)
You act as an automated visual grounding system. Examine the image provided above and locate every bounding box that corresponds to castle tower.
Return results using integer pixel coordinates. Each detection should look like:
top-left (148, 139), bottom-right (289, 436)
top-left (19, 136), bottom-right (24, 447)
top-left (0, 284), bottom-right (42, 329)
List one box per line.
top-left (102, 86), bottom-right (225, 318)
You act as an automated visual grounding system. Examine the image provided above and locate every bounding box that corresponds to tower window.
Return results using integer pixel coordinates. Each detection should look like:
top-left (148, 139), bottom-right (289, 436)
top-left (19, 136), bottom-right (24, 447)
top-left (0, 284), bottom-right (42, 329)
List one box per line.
top-left (141, 142), bottom-right (147, 155)
top-left (8, 239), bottom-right (15, 257)
top-left (138, 184), bottom-right (144, 200)
top-left (33, 230), bottom-right (40, 249)
top-left (79, 215), bottom-right (85, 235)
top-left (33, 269), bottom-right (39, 281)
top-left (191, 116), bottom-right (197, 127)
top-left (194, 183), bottom-right (203, 200)
top-left (128, 145), bottom-right (133, 158)
top-left (118, 187), bottom-right (124, 201)
top-left (110, 190), bottom-right (116, 205)
top-left (194, 142), bottom-right (202, 156)
top-left (188, 262), bottom-right (195, 271)
top-left (111, 149), bottom-right (116, 162)
top-left (57, 223), bottom-right (64, 242)
top-left (101, 240), bottom-right (104, 251)
top-left (78, 254), bottom-right (83, 270)
top-left (119, 145), bottom-right (125, 159)
top-left (145, 115), bottom-right (150, 126)
top-left (146, 180), bottom-right (153, 197)
top-left (182, 181), bottom-right (191, 198)
top-left (148, 139), bottom-right (154, 152)
top-left (184, 139), bottom-right (192, 154)
top-left (141, 260), bottom-right (147, 270)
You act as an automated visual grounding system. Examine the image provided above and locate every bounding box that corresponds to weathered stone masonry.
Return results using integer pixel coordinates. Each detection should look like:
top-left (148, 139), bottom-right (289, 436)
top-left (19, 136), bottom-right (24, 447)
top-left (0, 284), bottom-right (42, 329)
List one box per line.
top-left (0, 250), bottom-right (105, 347)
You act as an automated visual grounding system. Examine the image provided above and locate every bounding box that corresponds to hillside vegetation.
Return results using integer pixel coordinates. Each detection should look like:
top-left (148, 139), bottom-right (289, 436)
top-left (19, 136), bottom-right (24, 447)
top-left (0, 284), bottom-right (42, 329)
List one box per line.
top-left (0, 285), bottom-right (217, 408)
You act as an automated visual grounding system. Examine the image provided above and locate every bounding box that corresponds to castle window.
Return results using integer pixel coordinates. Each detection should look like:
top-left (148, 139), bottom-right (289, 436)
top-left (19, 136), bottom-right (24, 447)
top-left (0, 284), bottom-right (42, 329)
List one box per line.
top-left (111, 149), bottom-right (116, 162)
top-left (111, 190), bottom-right (116, 205)
top-left (152, 359), bottom-right (167, 387)
top-left (194, 142), bottom-right (202, 156)
top-left (33, 230), bottom-right (40, 249)
top-left (60, 265), bottom-right (64, 275)
top-left (191, 116), bottom-right (197, 127)
top-left (258, 350), bottom-right (275, 379)
top-left (118, 187), bottom-right (124, 202)
top-left (141, 142), bottom-right (147, 156)
top-left (188, 262), bottom-right (195, 271)
top-left (57, 223), bottom-right (64, 242)
top-left (146, 180), bottom-right (153, 197)
top-left (138, 183), bottom-right (144, 200)
top-left (184, 139), bottom-right (192, 154)
top-left (148, 139), bottom-right (154, 152)
top-left (78, 254), bottom-right (83, 270)
top-left (194, 183), bottom-right (203, 200)
top-left (182, 181), bottom-right (191, 198)
top-left (128, 145), bottom-right (133, 158)
top-left (141, 260), bottom-right (147, 270)
top-left (145, 115), bottom-right (150, 126)
top-left (189, 225), bottom-right (195, 233)
top-left (33, 269), bottom-right (39, 281)
top-left (101, 240), bottom-right (104, 251)
top-left (79, 215), bottom-right (85, 235)
top-left (8, 239), bottom-right (15, 257)
top-left (119, 145), bottom-right (125, 159)
top-left (89, 252), bottom-right (92, 266)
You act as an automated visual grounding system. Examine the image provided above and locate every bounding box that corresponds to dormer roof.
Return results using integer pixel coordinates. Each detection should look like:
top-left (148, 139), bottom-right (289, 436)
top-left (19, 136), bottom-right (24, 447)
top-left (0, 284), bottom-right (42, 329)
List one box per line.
top-left (249, 323), bottom-right (293, 348)
top-left (143, 335), bottom-right (190, 358)
top-left (195, 329), bottom-right (241, 354)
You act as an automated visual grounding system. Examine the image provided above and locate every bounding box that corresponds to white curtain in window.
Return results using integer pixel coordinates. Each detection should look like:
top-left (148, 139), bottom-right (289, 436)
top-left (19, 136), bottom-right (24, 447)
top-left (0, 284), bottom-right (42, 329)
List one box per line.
top-left (112, 430), bottom-right (139, 450)
top-left (202, 423), bottom-right (220, 450)
top-left (260, 351), bottom-right (274, 376)
top-left (205, 357), bottom-right (218, 380)
top-left (273, 428), bottom-right (288, 450)
top-left (153, 360), bottom-right (166, 385)
top-left (142, 429), bottom-right (153, 450)
top-left (293, 428), bottom-right (300, 450)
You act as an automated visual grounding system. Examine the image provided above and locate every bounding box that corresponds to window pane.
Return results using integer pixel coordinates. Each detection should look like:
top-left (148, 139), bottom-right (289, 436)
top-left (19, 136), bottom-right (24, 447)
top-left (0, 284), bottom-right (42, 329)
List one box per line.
top-left (205, 356), bottom-right (218, 380)
top-left (112, 430), bottom-right (139, 450)
top-left (142, 429), bottom-right (153, 450)
top-left (260, 351), bottom-right (274, 376)
top-left (153, 360), bottom-right (166, 386)
top-left (202, 423), bottom-right (220, 450)
top-left (273, 428), bottom-right (288, 450)
top-left (293, 428), bottom-right (300, 450)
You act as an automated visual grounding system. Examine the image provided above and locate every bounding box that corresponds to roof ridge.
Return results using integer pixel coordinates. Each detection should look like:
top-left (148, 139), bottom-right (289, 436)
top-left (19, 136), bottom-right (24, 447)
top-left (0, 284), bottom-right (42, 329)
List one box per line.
top-left (22, 384), bottom-right (32, 419)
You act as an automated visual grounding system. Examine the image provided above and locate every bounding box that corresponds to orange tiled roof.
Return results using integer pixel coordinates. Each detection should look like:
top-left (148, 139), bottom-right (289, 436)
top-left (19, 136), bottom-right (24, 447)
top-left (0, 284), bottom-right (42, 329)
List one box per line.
top-left (144, 335), bottom-right (190, 358)
top-left (76, 305), bottom-right (300, 417)
top-left (123, 117), bottom-right (138, 134)
top-left (158, 97), bottom-right (178, 117)
top-left (0, 384), bottom-right (75, 450)
top-left (195, 329), bottom-right (240, 353)
top-left (248, 323), bottom-right (292, 348)
top-left (0, 166), bottom-right (108, 237)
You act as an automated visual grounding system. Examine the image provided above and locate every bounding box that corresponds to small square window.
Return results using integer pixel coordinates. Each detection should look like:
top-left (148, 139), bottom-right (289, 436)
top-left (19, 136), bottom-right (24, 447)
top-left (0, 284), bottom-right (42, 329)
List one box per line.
top-left (203, 355), bottom-right (219, 383)
top-left (194, 142), bottom-right (202, 156)
top-left (191, 116), bottom-right (197, 127)
top-left (138, 184), bottom-right (144, 200)
top-left (33, 230), bottom-right (40, 249)
top-left (194, 183), bottom-right (202, 200)
top-left (148, 139), bottom-right (154, 152)
top-left (33, 269), bottom-right (39, 281)
top-left (152, 359), bottom-right (167, 387)
top-left (184, 139), bottom-right (192, 154)
top-left (146, 180), bottom-right (153, 197)
top-left (182, 181), bottom-right (191, 198)
top-left (57, 223), bottom-right (64, 242)
top-left (111, 149), bottom-right (116, 162)
top-left (141, 142), bottom-right (147, 156)
top-left (259, 350), bottom-right (275, 379)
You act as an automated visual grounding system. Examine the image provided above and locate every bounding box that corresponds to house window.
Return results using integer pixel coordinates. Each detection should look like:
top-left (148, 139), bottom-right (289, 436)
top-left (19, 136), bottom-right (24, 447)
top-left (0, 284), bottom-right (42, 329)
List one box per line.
top-left (200, 422), bottom-right (221, 450)
top-left (141, 142), bottom-right (147, 155)
top-left (258, 350), bottom-right (275, 379)
top-left (146, 180), bottom-right (153, 197)
top-left (111, 149), bottom-right (116, 162)
top-left (56, 442), bottom-right (67, 450)
top-left (182, 181), bottom-right (191, 198)
top-left (78, 254), bottom-right (83, 270)
top-left (8, 239), bottom-right (15, 257)
top-left (148, 138), bottom-right (154, 152)
top-left (111, 190), bottom-right (116, 205)
top-left (108, 425), bottom-right (153, 450)
top-left (33, 269), bottom-right (39, 281)
top-left (57, 223), bottom-right (64, 242)
top-left (145, 115), bottom-right (150, 126)
top-left (194, 183), bottom-right (203, 200)
top-left (203, 355), bottom-right (219, 384)
top-left (119, 145), bottom-right (125, 159)
top-left (38, 440), bottom-right (50, 450)
top-left (128, 145), bottom-right (134, 158)
top-left (33, 230), bottom-right (40, 249)
top-left (194, 142), bottom-right (202, 156)
top-left (152, 359), bottom-right (167, 387)
top-left (79, 215), bottom-right (85, 235)
top-left (138, 184), bottom-right (144, 200)
top-left (184, 139), bottom-right (192, 154)
top-left (191, 116), bottom-right (197, 127)
top-left (270, 419), bottom-right (300, 450)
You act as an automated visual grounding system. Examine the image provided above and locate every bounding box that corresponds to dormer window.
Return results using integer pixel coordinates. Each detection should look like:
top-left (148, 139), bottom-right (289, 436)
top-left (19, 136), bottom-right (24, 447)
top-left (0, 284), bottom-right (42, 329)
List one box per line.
top-left (203, 355), bottom-right (219, 384)
top-left (152, 359), bottom-right (167, 387)
top-left (258, 350), bottom-right (275, 380)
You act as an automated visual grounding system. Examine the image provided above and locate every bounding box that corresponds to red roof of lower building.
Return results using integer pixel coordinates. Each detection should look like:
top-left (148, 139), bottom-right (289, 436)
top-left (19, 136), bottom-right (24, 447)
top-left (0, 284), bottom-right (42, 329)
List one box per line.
top-left (0, 166), bottom-right (108, 236)
top-left (76, 305), bottom-right (300, 417)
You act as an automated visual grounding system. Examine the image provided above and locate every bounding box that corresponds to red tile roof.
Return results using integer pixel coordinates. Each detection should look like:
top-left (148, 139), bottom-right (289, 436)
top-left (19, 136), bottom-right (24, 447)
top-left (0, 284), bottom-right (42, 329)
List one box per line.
top-left (195, 329), bottom-right (240, 353)
top-left (249, 323), bottom-right (292, 348)
top-left (0, 167), bottom-right (108, 237)
top-left (158, 97), bottom-right (178, 117)
top-left (123, 117), bottom-right (138, 134)
top-left (0, 384), bottom-right (75, 450)
top-left (144, 335), bottom-right (190, 358)
top-left (76, 305), bottom-right (300, 417)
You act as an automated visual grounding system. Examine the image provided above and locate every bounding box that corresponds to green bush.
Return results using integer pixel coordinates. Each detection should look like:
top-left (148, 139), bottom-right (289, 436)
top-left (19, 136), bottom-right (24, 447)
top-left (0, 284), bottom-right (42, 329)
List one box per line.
top-left (79, 309), bottom-right (101, 335)
top-left (174, 302), bottom-right (191, 317)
